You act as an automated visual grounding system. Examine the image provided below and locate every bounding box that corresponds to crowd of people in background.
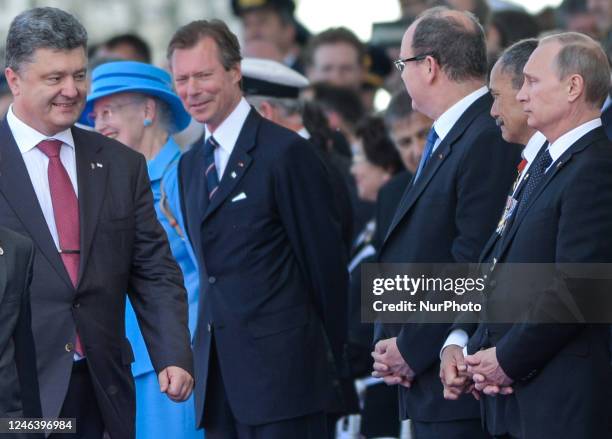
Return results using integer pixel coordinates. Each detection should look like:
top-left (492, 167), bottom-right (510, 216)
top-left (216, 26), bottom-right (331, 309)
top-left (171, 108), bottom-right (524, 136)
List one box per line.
top-left (1, 0), bottom-right (612, 438)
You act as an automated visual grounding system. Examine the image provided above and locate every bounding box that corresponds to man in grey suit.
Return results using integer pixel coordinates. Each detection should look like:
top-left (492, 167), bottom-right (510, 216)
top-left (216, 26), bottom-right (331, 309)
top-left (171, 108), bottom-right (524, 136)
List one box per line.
top-left (1, 8), bottom-right (193, 439)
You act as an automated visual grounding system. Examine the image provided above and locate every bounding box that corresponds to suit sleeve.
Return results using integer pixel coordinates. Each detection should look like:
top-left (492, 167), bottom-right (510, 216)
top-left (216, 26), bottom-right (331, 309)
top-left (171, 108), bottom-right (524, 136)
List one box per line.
top-left (496, 152), bottom-right (612, 381)
top-left (14, 240), bottom-right (42, 418)
top-left (273, 138), bottom-right (349, 364)
top-left (396, 126), bottom-right (520, 375)
top-left (126, 154), bottom-right (194, 376)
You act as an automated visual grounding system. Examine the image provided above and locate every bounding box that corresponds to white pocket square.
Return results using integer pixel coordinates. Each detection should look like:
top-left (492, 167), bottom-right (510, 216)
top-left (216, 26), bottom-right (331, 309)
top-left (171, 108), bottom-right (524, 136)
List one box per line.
top-left (231, 192), bottom-right (247, 202)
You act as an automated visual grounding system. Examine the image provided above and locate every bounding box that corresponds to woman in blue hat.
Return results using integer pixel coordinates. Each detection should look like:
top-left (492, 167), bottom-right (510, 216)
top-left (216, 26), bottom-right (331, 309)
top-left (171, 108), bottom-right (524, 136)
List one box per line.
top-left (81, 61), bottom-right (203, 439)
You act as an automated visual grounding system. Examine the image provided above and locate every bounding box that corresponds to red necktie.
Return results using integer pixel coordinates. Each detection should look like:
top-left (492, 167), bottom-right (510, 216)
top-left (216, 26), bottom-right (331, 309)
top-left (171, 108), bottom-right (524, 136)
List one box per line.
top-left (37, 139), bottom-right (84, 356)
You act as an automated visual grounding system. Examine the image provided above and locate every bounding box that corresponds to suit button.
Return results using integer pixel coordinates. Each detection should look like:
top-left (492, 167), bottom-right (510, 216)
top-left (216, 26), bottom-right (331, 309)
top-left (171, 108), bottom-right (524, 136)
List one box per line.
top-left (208, 276), bottom-right (216, 284)
top-left (73, 302), bottom-right (80, 309)
top-left (207, 323), bottom-right (212, 332)
top-left (65, 343), bottom-right (74, 352)
top-left (107, 385), bottom-right (118, 395)
top-left (489, 280), bottom-right (497, 289)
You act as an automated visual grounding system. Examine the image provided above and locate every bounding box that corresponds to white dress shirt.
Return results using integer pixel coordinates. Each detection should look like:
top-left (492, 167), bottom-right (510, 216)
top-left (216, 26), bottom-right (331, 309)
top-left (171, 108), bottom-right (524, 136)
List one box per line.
top-left (204, 97), bottom-right (251, 179)
top-left (431, 86), bottom-right (489, 152)
top-left (6, 105), bottom-right (78, 251)
top-left (440, 120), bottom-right (602, 357)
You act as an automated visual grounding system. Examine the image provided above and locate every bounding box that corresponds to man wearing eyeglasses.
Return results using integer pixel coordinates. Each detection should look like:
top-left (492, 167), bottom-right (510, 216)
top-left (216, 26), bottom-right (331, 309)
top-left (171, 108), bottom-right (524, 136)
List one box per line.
top-left (371, 7), bottom-right (521, 439)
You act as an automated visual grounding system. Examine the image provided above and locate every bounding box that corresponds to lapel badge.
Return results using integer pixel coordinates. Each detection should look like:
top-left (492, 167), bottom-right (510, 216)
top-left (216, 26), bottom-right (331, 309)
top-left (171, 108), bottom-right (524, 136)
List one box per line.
top-left (238, 161), bottom-right (244, 168)
top-left (0, 246), bottom-right (4, 256)
top-left (438, 153), bottom-right (444, 160)
top-left (90, 163), bottom-right (95, 170)
top-left (96, 162), bottom-right (103, 168)
top-left (231, 171), bottom-right (237, 179)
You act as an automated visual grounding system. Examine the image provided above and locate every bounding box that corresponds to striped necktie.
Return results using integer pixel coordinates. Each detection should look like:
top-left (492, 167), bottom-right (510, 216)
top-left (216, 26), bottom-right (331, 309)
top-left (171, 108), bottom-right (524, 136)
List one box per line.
top-left (204, 136), bottom-right (220, 200)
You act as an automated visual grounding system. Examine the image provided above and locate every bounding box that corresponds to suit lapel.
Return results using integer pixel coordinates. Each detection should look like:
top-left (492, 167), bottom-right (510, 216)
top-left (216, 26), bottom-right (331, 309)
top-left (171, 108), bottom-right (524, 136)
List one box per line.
top-left (496, 127), bottom-right (606, 259)
top-left (0, 119), bottom-right (73, 289)
top-left (71, 127), bottom-right (109, 287)
top-left (383, 93), bottom-right (493, 245)
top-left (384, 140), bottom-right (452, 243)
top-left (201, 109), bottom-right (259, 224)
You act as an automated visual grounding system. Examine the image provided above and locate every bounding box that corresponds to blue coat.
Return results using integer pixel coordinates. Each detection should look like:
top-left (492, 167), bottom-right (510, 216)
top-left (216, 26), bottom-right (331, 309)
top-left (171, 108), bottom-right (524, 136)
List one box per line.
top-left (125, 138), bottom-right (202, 438)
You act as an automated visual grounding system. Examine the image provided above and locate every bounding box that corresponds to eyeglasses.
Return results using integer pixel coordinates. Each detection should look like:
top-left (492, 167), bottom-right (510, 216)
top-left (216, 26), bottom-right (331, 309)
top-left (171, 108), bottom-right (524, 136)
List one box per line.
top-left (394, 53), bottom-right (436, 73)
top-left (86, 100), bottom-right (143, 125)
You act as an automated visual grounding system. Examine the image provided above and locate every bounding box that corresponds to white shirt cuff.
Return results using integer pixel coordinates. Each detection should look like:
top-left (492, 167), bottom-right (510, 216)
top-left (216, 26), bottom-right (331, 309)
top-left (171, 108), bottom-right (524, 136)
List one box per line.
top-left (440, 329), bottom-right (469, 359)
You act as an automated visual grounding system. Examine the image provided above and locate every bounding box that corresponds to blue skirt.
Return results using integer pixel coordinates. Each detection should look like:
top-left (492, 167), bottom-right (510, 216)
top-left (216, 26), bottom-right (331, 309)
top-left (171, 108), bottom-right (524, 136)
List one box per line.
top-left (134, 370), bottom-right (204, 439)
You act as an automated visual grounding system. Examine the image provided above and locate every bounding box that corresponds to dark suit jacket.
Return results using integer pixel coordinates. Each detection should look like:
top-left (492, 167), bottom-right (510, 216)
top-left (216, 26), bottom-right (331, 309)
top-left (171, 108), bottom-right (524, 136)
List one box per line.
top-left (601, 103), bottom-right (612, 140)
top-left (0, 227), bottom-right (41, 420)
top-left (467, 127), bottom-right (612, 439)
top-left (378, 93), bottom-right (521, 422)
top-left (374, 171), bottom-right (412, 251)
top-left (179, 109), bottom-right (349, 427)
top-left (0, 120), bottom-right (193, 439)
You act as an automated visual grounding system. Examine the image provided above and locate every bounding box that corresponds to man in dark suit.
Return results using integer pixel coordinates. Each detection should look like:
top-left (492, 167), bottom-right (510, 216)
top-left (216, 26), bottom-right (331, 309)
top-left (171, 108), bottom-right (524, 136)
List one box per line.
top-left (168, 20), bottom-right (348, 439)
top-left (371, 8), bottom-right (521, 438)
top-left (1, 8), bottom-right (193, 439)
top-left (0, 227), bottom-right (41, 424)
top-left (453, 32), bottom-right (612, 439)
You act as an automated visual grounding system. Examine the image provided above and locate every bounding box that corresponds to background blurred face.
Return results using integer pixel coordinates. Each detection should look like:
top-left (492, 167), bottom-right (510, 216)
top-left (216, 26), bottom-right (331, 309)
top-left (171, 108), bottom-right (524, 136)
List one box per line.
top-left (588, 0), bottom-right (612, 33)
top-left (308, 42), bottom-right (363, 89)
top-left (390, 112), bottom-right (430, 173)
top-left (6, 47), bottom-right (87, 136)
top-left (350, 140), bottom-right (392, 202)
top-left (489, 63), bottom-right (530, 144)
top-left (516, 42), bottom-right (567, 135)
top-left (241, 8), bottom-right (294, 53)
top-left (91, 92), bottom-right (146, 149)
top-left (171, 37), bottom-right (242, 131)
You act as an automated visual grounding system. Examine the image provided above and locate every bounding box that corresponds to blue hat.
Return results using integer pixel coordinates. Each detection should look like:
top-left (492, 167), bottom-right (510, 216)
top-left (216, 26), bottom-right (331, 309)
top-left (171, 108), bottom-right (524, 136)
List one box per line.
top-left (79, 61), bottom-right (190, 132)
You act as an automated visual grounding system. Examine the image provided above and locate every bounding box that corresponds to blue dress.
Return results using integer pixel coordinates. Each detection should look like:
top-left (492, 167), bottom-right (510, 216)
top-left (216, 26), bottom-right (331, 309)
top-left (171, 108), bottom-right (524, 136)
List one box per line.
top-left (125, 138), bottom-right (203, 439)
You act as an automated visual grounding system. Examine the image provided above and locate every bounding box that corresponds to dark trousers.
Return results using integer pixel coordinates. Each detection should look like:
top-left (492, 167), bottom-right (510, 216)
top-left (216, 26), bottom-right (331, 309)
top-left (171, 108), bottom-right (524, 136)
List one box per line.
top-left (203, 337), bottom-right (327, 439)
top-left (412, 419), bottom-right (491, 439)
top-left (50, 360), bottom-right (105, 439)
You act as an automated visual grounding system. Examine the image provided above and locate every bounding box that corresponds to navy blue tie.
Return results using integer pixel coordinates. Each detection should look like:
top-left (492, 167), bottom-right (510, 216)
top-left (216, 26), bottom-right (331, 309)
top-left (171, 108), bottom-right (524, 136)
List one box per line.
top-left (203, 136), bottom-right (220, 200)
top-left (414, 127), bottom-right (439, 182)
top-left (514, 147), bottom-right (552, 219)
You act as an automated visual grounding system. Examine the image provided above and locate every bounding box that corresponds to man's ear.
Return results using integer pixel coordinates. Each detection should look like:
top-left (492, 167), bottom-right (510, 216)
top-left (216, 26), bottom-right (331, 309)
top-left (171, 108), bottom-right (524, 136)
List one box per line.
top-left (230, 63), bottom-right (242, 85)
top-left (566, 73), bottom-right (584, 104)
top-left (424, 55), bottom-right (440, 85)
top-left (4, 67), bottom-right (22, 97)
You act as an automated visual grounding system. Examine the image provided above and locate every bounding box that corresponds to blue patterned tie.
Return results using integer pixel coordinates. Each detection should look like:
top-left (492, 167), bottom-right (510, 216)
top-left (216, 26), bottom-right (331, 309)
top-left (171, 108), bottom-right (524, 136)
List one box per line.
top-left (203, 136), bottom-right (220, 200)
top-left (514, 147), bottom-right (552, 219)
top-left (414, 126), bottom-right (439, 182)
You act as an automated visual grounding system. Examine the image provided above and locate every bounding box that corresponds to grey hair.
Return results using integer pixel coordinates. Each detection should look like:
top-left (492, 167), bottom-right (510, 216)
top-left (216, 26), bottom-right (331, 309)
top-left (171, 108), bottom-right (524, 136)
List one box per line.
top-left (497, 38), bottom-right (539, 90)
top-left (5, 7), bottom-right (87, 72)
top-left (541, 32), bottom-right (611, 107)
top-left (246, 95), bottom-right (303, 118)
top-left (411, 6), bottom-right (487, 82)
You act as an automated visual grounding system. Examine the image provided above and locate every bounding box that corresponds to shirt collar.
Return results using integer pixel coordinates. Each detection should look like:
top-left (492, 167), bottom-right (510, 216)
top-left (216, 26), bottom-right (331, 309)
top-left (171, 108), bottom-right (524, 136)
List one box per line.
top-left (6, 105), bottom-right (75, 153)
top-left (522, 131), bottom-right (547, 163)
top-left (547, 118), bottom-right (602, 163)
top-left (204, 97), bottom-right (251, 155)
top-left (147, 137), bottom-right (181, 182)
top-left (433, 86), bottom-right (488, 141)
